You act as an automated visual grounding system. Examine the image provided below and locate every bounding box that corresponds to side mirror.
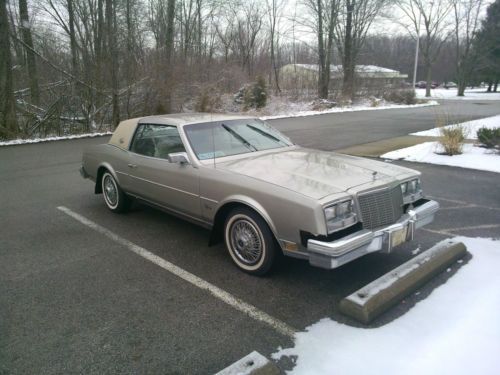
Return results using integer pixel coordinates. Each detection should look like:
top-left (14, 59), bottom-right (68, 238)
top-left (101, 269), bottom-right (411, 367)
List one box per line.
top-left (168, 152), bottom-right (190, 165)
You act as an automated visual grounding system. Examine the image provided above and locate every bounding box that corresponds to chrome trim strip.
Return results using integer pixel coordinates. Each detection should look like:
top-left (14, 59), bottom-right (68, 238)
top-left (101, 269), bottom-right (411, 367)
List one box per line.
top-left (129, 175), bottom-right (198, 197)
top-left (201, 196), bottom-right (219, 204)
top-left (129, 194), bottom-right (212, 228)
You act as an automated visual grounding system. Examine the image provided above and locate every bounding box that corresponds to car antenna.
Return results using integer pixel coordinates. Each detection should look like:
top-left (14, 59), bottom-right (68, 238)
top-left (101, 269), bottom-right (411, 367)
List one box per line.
top-left (212, 119), bottom-right (216, 169)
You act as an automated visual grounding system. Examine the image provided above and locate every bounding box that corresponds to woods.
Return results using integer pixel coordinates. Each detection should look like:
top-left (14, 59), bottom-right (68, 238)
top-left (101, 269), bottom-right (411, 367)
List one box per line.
top-left (0, 0), bottom-right (499, 140)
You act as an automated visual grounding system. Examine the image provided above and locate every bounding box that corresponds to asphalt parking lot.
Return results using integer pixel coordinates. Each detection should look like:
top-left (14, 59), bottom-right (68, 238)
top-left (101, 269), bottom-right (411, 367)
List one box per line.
top-left (1, 102), bottom-right (500, 374)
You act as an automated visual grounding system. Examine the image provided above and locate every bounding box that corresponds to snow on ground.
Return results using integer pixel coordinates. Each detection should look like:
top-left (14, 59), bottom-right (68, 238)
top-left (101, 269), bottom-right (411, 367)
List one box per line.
top-left (0, 132), bottom-right (112, 147)
top-left (381, 142), bottom-right (500, 173)
top-left (1, 98), bottom-right (438, 146)
top-left (411, 114), bottom-right (500, 139)
top-left (273, 236), bottom-right (500, 375)
top-left (416, 88), bottom-right (500, 100)
top-left (259, 100), bottom-right (438, 120)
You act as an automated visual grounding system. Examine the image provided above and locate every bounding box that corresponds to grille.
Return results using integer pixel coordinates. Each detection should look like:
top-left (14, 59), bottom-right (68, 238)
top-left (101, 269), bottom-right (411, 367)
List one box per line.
top-left (358, 186), bottom-right (404, 229)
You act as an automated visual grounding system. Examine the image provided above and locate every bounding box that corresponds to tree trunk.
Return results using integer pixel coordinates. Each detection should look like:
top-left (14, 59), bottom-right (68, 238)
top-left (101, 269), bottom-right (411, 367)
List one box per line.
top-left (19, 0), bottom-right (39, 105)
top-left (67, 0), bottom-right (78, 76)
top-left (342, 0), bottom-right (354, 100)
top-left (425, 59), bottom-right (432, 97)
top-left (487, 82), bottom-right (492, 92)
top-left (316, 0), bottom-right (327, 99)
top-left (163, 0), bottom-right (176, 113)
top-left (106, 0), bottom-right (120, 128)
top-left (494, 80), bottom-right (499, 92)
top-left (457, 81), bottom-right (466, 96)
top-left (0, 0), bottom-right (18, 138)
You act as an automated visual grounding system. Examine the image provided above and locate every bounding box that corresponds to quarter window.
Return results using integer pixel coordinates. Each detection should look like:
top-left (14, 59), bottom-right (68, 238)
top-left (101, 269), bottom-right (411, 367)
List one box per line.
top-left (130, 124), bottom-right (185, 159)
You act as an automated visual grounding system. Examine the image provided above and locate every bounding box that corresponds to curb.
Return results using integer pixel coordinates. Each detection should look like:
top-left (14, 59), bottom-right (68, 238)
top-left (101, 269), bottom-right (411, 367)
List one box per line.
top-left (339, 239), bottom-right (467, 324)
top-left (215, 351), bottom-right (281, 375)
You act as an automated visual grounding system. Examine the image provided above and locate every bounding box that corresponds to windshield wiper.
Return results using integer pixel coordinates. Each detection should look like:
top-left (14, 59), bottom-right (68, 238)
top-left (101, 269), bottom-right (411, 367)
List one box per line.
top-left (221, 124), bottom-right (257, 151)
top-left (246, 124), bottom-right (288, 146)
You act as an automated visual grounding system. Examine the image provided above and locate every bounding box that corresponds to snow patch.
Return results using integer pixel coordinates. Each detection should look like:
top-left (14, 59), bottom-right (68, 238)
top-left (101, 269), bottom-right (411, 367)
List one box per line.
top-left (273, 236), bottom-right (500, 375)
top-left (411, 114), bottom-right (500, 139)
top-left (416, 88), bottom-right (500, 100)
top-left (381, 142), bottom-right (500, 173)
top-left (260, 100), bottom-right (438, 120)
top-left (0, 132), bottom-right (112, 146)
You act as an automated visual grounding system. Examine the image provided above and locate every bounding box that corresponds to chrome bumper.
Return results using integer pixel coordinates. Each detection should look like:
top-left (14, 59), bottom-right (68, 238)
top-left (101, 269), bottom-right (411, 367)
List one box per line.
top-left (307, 199), bottom-right (439, 269)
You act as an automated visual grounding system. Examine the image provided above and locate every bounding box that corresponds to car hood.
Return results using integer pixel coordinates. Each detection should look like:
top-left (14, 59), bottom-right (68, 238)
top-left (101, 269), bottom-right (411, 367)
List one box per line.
top-left (216, 148), bottom-right (416, 199)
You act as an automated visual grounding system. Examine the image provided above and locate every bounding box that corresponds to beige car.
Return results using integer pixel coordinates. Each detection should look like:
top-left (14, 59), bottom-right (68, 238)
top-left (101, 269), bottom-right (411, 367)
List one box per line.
top-left (81, 113), bottom-right (439, 275)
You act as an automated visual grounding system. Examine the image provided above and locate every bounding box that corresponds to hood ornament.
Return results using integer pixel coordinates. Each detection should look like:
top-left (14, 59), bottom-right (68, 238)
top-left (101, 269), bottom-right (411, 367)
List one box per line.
top-left (372, 171), bottom-right (377, 181)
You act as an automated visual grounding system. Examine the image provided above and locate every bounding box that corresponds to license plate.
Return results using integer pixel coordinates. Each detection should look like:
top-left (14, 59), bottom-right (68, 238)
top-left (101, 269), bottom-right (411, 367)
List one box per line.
top-left (390, 225), bottom-right (409, 249)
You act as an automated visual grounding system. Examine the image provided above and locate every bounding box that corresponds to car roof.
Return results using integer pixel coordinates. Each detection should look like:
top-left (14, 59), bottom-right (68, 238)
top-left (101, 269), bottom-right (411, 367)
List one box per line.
top-left (137, 113), bottom-right (255, 126)
top-left (109, 113), bottom-right (256, 150)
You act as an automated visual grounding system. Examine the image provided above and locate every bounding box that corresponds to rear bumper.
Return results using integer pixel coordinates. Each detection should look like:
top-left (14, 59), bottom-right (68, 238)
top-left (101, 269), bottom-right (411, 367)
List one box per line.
top-left (307, 199), bottom-right (439, 269)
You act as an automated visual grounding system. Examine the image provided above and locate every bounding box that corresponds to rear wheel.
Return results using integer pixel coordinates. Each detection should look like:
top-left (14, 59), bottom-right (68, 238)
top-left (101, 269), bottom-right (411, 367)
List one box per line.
top-left (101, 171), bottom-right (130, 213)
top-left (224, 207), bottom-right (277, 276)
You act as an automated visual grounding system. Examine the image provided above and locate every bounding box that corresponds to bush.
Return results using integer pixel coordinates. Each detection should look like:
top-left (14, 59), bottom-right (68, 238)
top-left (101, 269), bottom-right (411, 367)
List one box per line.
top-left (195, 86), bottom-right (222, 113)
top-left (234, 76), bottom-right (268, 110)
top-left (382, 89), bottom-right (417, 105)
top-left (439, 125), bottom-right (466, 155)
top-left (477, 127), bottom-right (500, 149)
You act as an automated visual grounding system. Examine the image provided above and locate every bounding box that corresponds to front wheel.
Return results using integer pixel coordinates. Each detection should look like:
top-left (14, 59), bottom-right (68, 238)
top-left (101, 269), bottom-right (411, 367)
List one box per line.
top-left (101, 171), bottom-right (130, 213)
top-left (224, 207), bottom-right (277, 276)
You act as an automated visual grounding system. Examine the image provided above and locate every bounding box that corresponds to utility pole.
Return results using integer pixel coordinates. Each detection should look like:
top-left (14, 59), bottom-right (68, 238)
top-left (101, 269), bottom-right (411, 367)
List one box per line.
top-left (412, 11), bottom-right (421, 88)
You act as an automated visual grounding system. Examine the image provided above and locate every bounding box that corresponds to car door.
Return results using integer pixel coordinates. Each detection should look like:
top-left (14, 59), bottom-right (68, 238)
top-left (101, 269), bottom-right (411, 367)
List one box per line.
top-left (127, 124), bottom-right (201, 219)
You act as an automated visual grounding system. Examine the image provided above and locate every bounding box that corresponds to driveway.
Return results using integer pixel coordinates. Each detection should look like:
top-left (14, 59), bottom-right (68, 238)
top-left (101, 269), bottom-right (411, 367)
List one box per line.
top-left (1, 103), bottom-right (499, 374)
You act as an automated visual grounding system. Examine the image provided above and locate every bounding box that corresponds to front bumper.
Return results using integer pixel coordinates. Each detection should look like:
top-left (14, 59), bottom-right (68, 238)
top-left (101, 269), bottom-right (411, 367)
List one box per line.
top-left (307, 199), bottom-right (439, 269)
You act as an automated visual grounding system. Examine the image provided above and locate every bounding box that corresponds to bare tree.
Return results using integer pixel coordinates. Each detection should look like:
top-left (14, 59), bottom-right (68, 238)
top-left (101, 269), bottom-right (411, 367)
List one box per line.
top-left (336, 0), bottom-right (388, 99)
top-left (303, 0), bottom-right (339, 99)
top-left (266, 0), bottom-right (284, 93)
top-left (0, 0), bottom-right (18, 138)
top-left (452, 0), bottom-right (484, 96)
top-left (19, 0), bottom-right (40, 105)
top-left (398, 0), bottom-right (453, 97)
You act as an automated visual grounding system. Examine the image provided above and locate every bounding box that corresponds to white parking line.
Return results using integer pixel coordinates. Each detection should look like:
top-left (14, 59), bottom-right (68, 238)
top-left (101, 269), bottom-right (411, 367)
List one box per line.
top-left (57, 206), bottom-right (296, 339)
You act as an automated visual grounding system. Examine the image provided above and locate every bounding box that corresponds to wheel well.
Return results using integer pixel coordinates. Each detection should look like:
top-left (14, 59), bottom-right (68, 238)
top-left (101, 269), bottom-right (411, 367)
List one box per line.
top-left (94, 166), bottom-right (107, 194)
top-left (209, 202), bottom-right (278, 247)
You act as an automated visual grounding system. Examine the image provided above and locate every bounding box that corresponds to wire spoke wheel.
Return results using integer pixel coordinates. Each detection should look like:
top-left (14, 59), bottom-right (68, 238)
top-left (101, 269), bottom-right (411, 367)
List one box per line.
top-left (230, 219), bottom-right (263, 265)
top-left (224, 208), bottom-right (277, 276)
top-left (103, 175), bottom-right (118, 207)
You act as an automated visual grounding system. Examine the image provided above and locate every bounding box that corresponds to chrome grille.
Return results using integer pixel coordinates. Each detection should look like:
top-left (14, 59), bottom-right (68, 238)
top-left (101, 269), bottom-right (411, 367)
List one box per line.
top-left (358, 186), bottom-right (404, 229)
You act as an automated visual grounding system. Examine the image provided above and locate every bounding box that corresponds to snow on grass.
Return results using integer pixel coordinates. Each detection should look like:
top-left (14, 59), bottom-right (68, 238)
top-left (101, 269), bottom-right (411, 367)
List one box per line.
top-left (381, 142), bottom-right (500, 173)
top-left (416, 88), bottom-right (500, 100)
top-left (273, 236), bottom-right (500, 375)
top-left (0, 132), bottom-right (112, 147)
top-left (410, 114), bottom-right (500, 139)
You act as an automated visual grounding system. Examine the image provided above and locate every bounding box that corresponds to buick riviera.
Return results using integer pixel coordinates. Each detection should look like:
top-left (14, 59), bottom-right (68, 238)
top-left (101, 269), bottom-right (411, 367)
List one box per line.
top-left (80, 114), bottom-right (439, 275)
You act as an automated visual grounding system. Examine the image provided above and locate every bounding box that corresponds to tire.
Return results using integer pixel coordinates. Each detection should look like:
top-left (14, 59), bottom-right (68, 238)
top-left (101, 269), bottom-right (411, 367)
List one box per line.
top-left (224, 207), bottom-right (277, 276)
top-left (101, 171), bottom-right (130, 213)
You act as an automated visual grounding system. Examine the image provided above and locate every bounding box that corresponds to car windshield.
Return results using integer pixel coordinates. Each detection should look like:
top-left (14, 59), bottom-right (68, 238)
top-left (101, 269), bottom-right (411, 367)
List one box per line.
top-left (184, 119), bottom-right (294, 160)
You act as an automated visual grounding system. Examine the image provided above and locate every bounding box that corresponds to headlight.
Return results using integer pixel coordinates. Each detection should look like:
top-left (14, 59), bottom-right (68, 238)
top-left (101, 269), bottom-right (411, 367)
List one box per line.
top-left (400, 178), bottom-right (423, 204)
top-left (324, 199), bottom-right (357, 233)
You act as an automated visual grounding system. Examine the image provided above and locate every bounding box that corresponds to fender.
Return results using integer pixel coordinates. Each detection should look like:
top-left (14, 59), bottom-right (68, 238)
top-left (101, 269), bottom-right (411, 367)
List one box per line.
top-left (95, 162), bottom-right (121, 194)
top-left (213, 194), bottom-right (279, 240)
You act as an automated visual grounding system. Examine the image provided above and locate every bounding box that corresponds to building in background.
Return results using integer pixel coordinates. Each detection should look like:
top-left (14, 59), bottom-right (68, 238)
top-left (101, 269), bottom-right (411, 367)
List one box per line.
top-left (280, 64), bottom-right (409, 97)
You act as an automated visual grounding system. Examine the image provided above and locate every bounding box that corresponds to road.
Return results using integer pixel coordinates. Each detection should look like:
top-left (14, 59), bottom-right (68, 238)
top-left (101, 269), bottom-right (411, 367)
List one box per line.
top-left (1, 100), bottom-right (500, 374)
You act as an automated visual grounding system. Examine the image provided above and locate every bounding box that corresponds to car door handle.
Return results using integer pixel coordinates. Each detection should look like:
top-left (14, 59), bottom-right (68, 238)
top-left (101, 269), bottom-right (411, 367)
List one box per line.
top-left (127, 164), bottom-right (137, 169)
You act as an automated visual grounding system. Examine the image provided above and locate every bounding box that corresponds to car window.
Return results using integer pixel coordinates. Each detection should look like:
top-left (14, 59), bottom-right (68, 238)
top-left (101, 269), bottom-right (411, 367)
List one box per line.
top-left (184, 119), bottom-right (293, 160)
top-left (130, 124), bottom-right (185, 159)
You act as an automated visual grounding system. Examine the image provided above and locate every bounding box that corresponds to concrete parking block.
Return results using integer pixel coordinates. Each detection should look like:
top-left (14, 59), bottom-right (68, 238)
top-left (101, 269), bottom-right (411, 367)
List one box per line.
top-left (339, 239), bottom-right (467, 324)
top-left (215, 351), bottom-right (280, 375)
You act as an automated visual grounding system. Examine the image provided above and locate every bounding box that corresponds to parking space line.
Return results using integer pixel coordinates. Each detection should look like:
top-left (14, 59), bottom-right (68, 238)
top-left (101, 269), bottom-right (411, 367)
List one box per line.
top-left (57, 206), bottom-right (296, 339)
top-left (428, 195), bottom-right (500, 212)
